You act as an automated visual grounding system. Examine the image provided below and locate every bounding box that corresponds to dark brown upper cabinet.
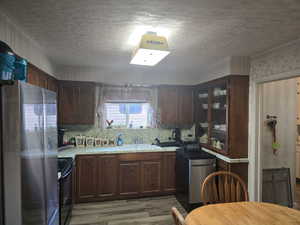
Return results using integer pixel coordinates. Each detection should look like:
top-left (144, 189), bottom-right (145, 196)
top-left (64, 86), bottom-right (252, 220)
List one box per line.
top-left (27, 63), bottom-right (58, 92)
top-left (47, 76), bottom-right (58, 93)
top-left (158, 86), bottom-right (194, 128)
top-left (177, 87), bottom-right (194, 127)
top-left (194, 75), bottom-right (249, 158)
top-left (58, 80), bottom-right (95, 125)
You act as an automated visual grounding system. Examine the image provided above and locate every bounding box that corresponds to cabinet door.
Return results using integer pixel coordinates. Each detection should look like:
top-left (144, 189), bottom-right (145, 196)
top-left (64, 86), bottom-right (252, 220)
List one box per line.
top-left (27, 64), bottom-right (47, 89)
top-left (158, 87), bottom-right (178, 127)
top-left (58, 81), bottom-right (95, 125)
top-left (27, 65), bottom-right (39, 86)
top-left (177, 87), bottom-right (194, 127)
top-left (47, 76), bottom-right (58, 93)
top-left (141, 160), bottom-right (162, 194)
top-left (97, 155), bottom-right (118, 197)
top-left (162, 153), bottom-right (176, 192)
top-left (59, 85), bottom-right (80, 125)
top-left (119, 162), bottom-right (140, 196)
top-left (78, 84), bottom-right (96, 124)
top-left (76, 156), bottom-right (97, 201)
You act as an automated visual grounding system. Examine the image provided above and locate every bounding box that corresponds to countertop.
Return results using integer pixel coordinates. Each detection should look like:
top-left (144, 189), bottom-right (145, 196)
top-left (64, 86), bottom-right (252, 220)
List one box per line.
top-left (201, 147), bottom-right (249, 163)
top-left (58, 144), bottom-right (179, 158)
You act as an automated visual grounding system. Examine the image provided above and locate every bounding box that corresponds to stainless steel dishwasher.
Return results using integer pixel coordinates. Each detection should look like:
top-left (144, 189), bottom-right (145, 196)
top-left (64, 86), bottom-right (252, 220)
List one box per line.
top-left (189, 158), bottom-right (216, 204)
top-left (175, 145), bottom-right (216, 211)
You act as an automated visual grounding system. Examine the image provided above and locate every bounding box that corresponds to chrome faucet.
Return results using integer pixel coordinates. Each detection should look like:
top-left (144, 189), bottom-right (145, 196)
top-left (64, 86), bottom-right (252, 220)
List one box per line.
top-left (133, 136), bottom-right (143, 144)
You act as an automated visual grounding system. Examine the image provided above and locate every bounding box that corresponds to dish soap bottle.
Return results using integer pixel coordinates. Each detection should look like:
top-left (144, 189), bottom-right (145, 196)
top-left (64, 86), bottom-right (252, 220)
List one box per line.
top-left (116, 134), bottom-right (123, 146)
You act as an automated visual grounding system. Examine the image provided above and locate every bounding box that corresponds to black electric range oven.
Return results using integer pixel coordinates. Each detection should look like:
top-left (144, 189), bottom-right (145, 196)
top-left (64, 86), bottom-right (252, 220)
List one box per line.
top-left (58, 157), bottom-right (74, 225)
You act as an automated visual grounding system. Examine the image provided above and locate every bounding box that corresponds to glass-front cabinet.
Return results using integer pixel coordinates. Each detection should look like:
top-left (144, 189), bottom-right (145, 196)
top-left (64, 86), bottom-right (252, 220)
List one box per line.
top-left (195, 88), bottom-right (210, 145)
top-left (210, 80), bottom-right (228, 153)
top-left (195, 75), bottom-right (249, 158)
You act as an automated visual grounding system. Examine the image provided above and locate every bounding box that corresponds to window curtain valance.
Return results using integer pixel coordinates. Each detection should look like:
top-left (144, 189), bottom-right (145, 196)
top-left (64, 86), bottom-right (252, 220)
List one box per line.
top-left (96, 85), bottom-right (158, 129)
top-left (102, 86), bottom-right (155, 102)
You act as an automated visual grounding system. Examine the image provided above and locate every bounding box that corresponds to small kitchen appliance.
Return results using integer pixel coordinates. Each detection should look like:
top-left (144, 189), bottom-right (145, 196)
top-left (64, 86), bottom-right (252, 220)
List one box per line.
top-left (172, 128), bottom-right (181, 143)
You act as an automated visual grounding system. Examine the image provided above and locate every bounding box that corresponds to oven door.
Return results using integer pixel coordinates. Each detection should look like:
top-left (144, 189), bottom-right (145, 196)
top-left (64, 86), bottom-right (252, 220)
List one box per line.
top-left (59, 165), bottom-right (73, 225)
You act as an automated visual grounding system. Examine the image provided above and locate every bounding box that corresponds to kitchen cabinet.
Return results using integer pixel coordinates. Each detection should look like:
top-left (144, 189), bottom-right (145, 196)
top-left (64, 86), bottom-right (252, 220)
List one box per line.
top-left (27, 64), bottom-right (46, 88)
top-left (75, 152), bottom-right (176, 203)
top-left (158, 87), bottom-right (178, 127)
top-left (162, 152), bottom-right (176, 192)
top-left (47, 76), bottom-right (58, 92)
top-left (195, 75), bottom-right (249, 158)
top-left (58, 81), bottom-right (95, 125)
top-left (216, 158), bottom-right (248, 184)
top-left (119, 162), bottom-right (140, 196)
top-left (76, 155), bottom-right (97, 201)
top-left (141, 160), bottom-right (162, 194)
top-left (158, 86), bottom-right (194, 128)
top-left (177, 87), bottom-right (194, 127)
top-left (96, 155), bottom-right (118, 198)
top-left (76, 155), bottom-right (118, 202)
top-left (27, 63), bottom-right (58, 92)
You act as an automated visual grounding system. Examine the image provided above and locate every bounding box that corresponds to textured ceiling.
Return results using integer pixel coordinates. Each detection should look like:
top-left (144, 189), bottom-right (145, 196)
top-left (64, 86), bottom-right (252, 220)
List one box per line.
top-left (1, 0), bottom-right (300, 80)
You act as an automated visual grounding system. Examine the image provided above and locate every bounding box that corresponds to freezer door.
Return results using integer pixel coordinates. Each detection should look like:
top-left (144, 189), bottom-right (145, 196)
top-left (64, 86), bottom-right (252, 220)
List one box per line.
top-left (20, 83), bottom-right (47, 225)
top-left (43, 89), bottom-right (59, 225)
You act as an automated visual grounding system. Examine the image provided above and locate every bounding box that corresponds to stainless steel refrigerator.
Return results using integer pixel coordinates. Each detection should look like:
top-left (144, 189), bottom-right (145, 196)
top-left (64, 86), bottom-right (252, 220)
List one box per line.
top-left (1, 81), bottom-right (59, 225)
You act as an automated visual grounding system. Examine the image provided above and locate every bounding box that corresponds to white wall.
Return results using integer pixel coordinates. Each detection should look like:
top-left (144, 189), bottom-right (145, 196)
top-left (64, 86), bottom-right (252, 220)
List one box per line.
top-left (0, 11), bottom-right (56, 77)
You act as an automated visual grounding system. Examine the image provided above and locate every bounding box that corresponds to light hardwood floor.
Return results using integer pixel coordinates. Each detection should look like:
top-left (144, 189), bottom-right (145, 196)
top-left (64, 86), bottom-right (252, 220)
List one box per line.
top-left (70, 196), bottom-right (186, 225)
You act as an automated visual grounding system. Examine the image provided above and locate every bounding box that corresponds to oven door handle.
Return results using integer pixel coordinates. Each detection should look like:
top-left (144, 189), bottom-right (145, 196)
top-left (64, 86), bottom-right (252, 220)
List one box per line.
top-left (61, 166), bottom-right (73, 179)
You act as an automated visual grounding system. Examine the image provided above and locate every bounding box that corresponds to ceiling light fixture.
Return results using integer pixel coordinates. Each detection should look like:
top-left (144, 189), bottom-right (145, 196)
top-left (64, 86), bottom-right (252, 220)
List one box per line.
top-left (130, 32), bottom-right (170, 66)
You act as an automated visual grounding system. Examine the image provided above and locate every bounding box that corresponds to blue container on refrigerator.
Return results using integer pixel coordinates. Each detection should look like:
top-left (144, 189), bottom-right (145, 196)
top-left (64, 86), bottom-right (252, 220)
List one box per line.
top-left (0, 40), bottom-right (28, 82)
top-left (0, 52), bottom-right (15, 81)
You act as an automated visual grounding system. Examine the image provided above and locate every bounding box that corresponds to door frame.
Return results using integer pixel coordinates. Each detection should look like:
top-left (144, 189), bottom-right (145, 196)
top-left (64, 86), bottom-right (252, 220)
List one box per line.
top-left (248, 70), bottom-right (300, 201)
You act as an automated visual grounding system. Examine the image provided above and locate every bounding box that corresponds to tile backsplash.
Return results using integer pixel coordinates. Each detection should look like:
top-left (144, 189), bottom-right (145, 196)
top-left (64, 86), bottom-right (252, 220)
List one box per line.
top-left (62, 125), bottom-right (196, 145)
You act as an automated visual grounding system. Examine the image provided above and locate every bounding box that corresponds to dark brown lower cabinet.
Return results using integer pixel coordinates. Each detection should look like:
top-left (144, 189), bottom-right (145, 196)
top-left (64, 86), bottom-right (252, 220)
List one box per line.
top-left (76, 155), bottom-right (97, 201)
top-left (162, 152), bottom-right (176, 192)
top-left (119, 162), bottom-right (140, 196)
top-left (141, 160), bottom-right (162, 194)
top-left (75, 152), bottom-right (176, 203)
top-left (216, 159), bottom-right (248, 184)
top-left (97, 155), bottom-right (118, 198)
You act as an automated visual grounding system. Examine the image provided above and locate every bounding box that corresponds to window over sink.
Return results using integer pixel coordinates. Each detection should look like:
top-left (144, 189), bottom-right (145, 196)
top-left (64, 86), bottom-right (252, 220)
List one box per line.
top-left (104, 102), bottom-right (151, 128)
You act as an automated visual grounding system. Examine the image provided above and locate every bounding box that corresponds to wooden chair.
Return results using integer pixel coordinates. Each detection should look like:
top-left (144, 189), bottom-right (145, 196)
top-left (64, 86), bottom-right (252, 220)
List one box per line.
top-left (201, 171), bottom-right (249, 205)
top-left (171, 207), bottom-right (185, 225)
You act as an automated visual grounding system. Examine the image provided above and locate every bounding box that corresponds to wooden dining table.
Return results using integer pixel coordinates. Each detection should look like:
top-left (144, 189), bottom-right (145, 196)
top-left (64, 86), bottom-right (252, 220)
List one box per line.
top-left (185, 202), bottom-right (300, 225)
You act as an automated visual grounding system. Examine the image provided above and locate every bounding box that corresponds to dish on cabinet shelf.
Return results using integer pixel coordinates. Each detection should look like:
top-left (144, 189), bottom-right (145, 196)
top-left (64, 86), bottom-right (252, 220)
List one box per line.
top-left (212, 102), bottom-right (220, 109)
top-left (198, 93), bottom-right (208, 98)
top-left (213, 88), bottom-right (227, 97)
top-left (199, 133), bottom-right (208, 144)
top-left (200, 122), bottom-right (208, 128)
top-left (214, 124), bottom-right (226, 131)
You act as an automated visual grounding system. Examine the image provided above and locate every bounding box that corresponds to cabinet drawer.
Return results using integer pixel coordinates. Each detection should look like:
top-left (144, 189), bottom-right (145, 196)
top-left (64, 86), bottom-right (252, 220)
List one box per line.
top-left (118, 152), bottom-right (162, 161)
